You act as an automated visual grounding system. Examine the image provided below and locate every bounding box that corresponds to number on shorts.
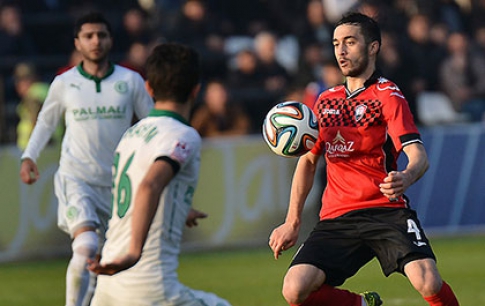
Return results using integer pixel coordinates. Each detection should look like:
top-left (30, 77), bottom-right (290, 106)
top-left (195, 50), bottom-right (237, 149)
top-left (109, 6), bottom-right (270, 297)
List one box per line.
top-left (407, 219), bottom-right (422, 241)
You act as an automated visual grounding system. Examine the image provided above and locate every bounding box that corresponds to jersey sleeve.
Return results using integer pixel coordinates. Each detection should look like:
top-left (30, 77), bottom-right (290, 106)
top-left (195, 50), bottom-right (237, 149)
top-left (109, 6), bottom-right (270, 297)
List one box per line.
top-left (21, 76), bottom-right (65, 161)
top-left (132, 73), bottom-right (153, 120)
top-left (310, 91), bottom-right (328, 156)
top-left (151, 129), bottom-right (201, 170)
top-left (380, 89), bottom-right (421, 152)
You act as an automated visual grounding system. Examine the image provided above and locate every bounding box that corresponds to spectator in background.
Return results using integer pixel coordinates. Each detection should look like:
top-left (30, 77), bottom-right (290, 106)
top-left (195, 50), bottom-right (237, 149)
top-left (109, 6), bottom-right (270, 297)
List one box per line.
top-left (0, 3), bottom-right (36, 57)
top-left (56, 49), bottom-right (83, 75)
top-left (0, 3), bottom-right (37, 144)
top-left (294, 43), bottom-right (328, 91)
top-left (191, 80), bottom-right (251, 137)
top-left (303, 59), bottom-right (343, 108)
top-left (113, 7), bottom-right (154, 53)
top-left (321, 0), bottom-right (358, 24)
top-left (402, 13), bottom-right (447, 121)
top-left (473, 24), bottom-right (485, 53)
top-left (357, 0), bottom-right (408, 34)
top-left (168, 0), bottom-right (228, 80)
top-left (262, 0), bottom-right (308, 36)
top-left (378, 30), bottom-right (417, 120)
top-left (435, 0), bottom-right (467, 32)
top-left (439, 31), bottom-right (485, 121)
top-left (227, 48), bottom-right (270, 131)
top-left (119, 41), bottom-right (149, 78)
top-left (227, 49), bottom-right (263, 90)
top-left (429, 22), bottom-right (450, 49)
top-left (293, 0), bottom-right (333, 52)
top-left (469, 0), bottom-right (485, 31)
top-left (13, 62), bottom-right (62, 150)
top-left (254, 31), bottom-right (291, 95)
top-left (168, 0), bottom-right (219, 53)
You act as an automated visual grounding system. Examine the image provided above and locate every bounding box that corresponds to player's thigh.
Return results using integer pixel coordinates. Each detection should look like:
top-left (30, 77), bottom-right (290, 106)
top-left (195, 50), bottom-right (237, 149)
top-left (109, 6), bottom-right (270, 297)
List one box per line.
top-left (55, 172), bottom-right (111, 237)
top-left (290, 221), bottom-right (375, 286)
top-left (363, 208), bottom-right (436, 276)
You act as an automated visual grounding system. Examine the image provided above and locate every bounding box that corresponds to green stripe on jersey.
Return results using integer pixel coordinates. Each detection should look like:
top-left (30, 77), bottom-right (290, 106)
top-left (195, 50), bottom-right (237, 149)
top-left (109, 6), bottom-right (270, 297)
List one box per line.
top-left (148, 109), bottom-right (190, 126)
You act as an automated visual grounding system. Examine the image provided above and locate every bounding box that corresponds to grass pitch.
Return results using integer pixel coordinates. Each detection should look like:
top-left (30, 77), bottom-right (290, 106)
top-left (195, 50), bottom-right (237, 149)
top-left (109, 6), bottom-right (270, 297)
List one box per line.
top-left (0, 235), bottom-right (483, 305)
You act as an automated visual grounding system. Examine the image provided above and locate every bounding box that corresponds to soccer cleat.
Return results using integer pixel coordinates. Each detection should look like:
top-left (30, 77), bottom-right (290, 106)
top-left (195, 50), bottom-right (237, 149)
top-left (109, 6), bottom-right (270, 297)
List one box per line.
top-left (361, 291), bottom-right (383, 306)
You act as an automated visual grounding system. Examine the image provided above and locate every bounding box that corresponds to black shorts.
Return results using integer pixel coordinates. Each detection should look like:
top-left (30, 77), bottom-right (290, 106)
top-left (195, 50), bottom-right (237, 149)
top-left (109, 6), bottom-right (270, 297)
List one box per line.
top-left (290, 208), bottom-right (436, 286)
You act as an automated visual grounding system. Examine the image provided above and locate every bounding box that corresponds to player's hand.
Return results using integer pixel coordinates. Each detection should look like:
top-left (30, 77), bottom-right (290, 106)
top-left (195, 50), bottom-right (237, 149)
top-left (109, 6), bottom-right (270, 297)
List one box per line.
top-left (185, 208), bottom-right (208, 227)
top-left (87, 253), bottom-right (140, 276)
top-left (379, 171), bottom-right (411, 201)
top-left (268, 222), bottom-right (300, 260)
top-left (20, 158), bottom-right (39, 184)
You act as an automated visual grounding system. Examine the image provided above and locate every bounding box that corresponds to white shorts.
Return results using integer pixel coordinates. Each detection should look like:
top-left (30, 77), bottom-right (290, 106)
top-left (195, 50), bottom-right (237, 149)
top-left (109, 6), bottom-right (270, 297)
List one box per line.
top-left (91, 276), bottom-right (231, 306)
top-left (54, 171), bottom-right (111, 238)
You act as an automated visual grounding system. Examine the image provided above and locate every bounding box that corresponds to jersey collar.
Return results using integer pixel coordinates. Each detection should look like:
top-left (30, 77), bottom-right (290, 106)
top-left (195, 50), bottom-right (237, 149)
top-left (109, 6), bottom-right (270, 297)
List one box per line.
top-left (148, 109), bottom-right (190, 126)
top-left (344, 70), bottom-right (380, 99)
top-left (77, 62), bottom-right (115, 92)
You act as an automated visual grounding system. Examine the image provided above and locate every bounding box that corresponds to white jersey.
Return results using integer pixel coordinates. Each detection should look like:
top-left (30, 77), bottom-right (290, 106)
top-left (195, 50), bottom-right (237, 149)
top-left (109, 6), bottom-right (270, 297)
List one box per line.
top-left (21, 64), bottom-right (153, 186)
top-left (99, 109), bottom-right (203, 301)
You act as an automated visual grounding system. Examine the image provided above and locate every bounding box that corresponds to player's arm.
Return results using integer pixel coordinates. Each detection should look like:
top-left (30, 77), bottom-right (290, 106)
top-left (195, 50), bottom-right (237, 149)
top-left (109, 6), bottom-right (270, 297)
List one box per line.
top-left (269, 151), bottom-right (319, 259)
top-left (89, 158), bottom-right (176, 275)
top-left (133, 77), bottom-right (154, 120)
top-left (380, 142), bottom-right (429, 200)
top-left (20, 78), bottom-right (65, 184)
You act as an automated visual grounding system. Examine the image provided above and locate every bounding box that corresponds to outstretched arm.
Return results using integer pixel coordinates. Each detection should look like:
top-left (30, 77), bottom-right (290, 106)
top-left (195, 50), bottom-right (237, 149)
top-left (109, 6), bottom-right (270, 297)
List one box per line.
top-left (269, 152), bottom-right (320, 259)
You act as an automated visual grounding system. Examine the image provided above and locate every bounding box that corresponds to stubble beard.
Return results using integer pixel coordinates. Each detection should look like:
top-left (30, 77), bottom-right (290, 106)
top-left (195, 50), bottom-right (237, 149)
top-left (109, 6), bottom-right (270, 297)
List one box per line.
top-left (342, 48), bottom-right (370, 78)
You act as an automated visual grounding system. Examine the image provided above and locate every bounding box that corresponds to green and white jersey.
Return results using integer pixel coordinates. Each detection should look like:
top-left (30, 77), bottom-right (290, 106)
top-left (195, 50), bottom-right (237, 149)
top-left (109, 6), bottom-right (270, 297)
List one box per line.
top-left (101, 109), bottom-right (201, 294)
top-left (21, 63), bottom-right (153, 186)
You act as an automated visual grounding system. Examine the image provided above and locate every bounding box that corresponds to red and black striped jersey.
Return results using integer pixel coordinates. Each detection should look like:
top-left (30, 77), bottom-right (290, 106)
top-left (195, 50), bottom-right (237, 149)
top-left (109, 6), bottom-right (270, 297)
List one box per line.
top-left (311, 73), bottom-right (421, 220)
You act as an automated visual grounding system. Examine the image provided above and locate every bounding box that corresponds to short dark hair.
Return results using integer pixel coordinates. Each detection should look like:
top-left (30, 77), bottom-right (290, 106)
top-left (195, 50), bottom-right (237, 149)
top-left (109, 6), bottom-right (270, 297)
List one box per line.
top-left (335, 12), bottom-right (381, 51)
top-left (145, 43), bottom-right (200, 104)
top-left (73, 12), bottom-right (113, 38)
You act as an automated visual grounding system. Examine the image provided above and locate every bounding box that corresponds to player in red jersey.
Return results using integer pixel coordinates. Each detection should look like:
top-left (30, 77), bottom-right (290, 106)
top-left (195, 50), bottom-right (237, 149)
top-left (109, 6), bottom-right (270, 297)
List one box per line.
top-left (269, 12), bottom-right (459, 306)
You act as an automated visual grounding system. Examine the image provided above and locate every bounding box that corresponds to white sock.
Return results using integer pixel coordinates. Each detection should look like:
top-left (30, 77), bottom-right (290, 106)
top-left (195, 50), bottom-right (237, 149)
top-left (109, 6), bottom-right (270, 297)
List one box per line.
top-left (65, 231), bottom-right (98, 306)
top-left (362, 296), bottom-right (368, 306)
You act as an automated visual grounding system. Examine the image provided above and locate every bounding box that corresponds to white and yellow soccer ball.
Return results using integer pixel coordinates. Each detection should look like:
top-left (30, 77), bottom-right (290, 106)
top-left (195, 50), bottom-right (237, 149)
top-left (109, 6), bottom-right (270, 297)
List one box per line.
top-left (262, 101), bottom-right (319, 157)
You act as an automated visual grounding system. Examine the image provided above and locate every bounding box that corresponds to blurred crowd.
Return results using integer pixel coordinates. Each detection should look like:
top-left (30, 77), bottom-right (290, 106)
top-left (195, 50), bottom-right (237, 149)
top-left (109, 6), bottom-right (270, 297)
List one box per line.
top-left (1, 0), bottom-right (485, 145)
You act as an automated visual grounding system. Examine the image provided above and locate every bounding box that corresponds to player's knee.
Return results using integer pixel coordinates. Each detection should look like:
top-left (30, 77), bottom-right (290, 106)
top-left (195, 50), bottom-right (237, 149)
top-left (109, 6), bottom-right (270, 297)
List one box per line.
top-left (406, 258), bottom-right (444, 297)
top-left (72, 231), bottom-right (99, 260)
top-left (282, 279), bottom-right (310, 305)
top-left (413, 276), bottom-right (443, 297)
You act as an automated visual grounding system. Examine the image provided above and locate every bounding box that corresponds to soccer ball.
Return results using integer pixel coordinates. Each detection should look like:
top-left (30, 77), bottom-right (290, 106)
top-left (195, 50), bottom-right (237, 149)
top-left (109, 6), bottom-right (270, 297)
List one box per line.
top-left (262, 101), bottom-right (319, 157)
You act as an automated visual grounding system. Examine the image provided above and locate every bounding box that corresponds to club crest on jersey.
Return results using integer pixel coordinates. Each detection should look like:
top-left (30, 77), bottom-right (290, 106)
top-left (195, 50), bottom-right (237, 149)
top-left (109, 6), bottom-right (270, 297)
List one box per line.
top-left (114, 81), bottom-right (128, 94)
top-left (355, 104), bottom-right (367, 122)
top-left (66, 206), bottom-right (79, 221)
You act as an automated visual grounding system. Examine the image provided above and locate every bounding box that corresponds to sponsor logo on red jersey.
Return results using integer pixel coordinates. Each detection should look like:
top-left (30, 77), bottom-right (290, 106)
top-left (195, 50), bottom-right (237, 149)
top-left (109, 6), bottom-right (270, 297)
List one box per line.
top-left (326, 130), bottom-right (355, 157)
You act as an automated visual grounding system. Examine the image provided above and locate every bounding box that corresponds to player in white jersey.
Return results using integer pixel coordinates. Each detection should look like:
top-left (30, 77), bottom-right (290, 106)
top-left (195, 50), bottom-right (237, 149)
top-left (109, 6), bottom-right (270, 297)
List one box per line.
top-left (88, 43), bottom-right (231, 306)
top-left (19, 12), bottom-right (153, 306)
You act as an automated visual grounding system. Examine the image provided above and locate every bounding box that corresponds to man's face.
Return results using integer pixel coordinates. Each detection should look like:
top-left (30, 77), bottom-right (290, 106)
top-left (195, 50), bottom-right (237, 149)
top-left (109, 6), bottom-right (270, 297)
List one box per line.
top-left (333, 24), bottom-right (369, 78)
top-left (74, 23), bottom-right (112, 63)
